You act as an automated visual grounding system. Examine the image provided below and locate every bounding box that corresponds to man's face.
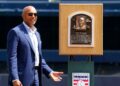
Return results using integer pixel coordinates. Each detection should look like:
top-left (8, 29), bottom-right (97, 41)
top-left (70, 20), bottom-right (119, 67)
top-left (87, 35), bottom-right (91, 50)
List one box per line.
top-left (79, 17), bottom-right (85, 27)
top-left (22, 7), bottom-right (37, 27)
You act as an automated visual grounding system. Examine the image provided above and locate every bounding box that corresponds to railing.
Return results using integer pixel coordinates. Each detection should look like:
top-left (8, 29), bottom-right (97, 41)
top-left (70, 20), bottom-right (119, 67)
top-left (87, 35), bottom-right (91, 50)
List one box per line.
top-left (0, 1), bottom-right (120, 16)
top-left (1, 49), bottom-right (120, 62)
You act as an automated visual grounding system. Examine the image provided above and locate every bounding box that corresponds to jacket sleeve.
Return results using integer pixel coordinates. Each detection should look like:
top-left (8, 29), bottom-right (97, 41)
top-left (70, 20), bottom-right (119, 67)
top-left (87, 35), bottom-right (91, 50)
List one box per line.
top-left (42, 58), bottom-right (53, 78)
top-left (7, 29), bottom-right (19, 80)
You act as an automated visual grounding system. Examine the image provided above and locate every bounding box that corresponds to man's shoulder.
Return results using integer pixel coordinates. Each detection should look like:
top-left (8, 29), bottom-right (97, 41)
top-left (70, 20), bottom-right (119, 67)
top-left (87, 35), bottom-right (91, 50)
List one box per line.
top-left (8, 23), bottom-right (24, 35)
top-left (12, 23), bottom-right (23, 30)
top-left (10, 23), bottom-right (24, 32)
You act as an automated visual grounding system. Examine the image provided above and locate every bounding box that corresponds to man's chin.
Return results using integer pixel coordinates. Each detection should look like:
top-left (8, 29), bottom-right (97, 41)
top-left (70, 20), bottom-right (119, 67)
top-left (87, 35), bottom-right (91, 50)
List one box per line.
top-left (30, 22), bottom-right (36, 26)
top-left (32, 22), bottom-right (36, 25)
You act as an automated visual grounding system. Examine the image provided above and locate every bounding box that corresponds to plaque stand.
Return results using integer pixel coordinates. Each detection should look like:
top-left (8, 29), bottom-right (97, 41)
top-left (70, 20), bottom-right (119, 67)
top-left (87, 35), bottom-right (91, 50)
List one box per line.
top-left (68, 55), bottom-right (94, 86)
top-left (59, 3), bottom-right (103, 86)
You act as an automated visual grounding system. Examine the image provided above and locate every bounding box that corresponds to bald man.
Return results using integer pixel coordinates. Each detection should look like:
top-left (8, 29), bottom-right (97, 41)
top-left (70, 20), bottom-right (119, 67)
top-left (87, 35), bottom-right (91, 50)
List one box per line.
top-left (7, 6), bottom-right (63, 86)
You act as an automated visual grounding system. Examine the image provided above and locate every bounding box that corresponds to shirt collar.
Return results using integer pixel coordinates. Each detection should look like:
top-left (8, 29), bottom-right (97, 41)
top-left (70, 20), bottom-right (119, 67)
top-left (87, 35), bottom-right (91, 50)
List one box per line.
top-left (23, 22), bottom-right (37, 33)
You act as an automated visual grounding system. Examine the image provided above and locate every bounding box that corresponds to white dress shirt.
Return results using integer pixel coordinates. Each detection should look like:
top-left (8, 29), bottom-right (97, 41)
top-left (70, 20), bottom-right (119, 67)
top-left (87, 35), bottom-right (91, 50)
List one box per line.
top-left (23, 22), bottom-right (39, 66)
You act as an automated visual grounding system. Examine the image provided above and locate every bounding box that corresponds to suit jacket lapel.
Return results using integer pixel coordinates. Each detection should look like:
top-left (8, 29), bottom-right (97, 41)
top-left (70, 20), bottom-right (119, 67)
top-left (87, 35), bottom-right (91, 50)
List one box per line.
top-left (25, 33), bottom-right (35, 52)
top-left (20, 24), bottom-right (35, 53)
top-left (35, 32), bottom-right (40, 49)
top-left (35, 32), bottom-right (42, 54)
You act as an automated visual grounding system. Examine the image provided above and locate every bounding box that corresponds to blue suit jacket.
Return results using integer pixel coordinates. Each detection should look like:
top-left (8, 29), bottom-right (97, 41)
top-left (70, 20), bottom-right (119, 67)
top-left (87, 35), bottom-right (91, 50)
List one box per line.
top-left (7, 23), bottom-right (53, 86)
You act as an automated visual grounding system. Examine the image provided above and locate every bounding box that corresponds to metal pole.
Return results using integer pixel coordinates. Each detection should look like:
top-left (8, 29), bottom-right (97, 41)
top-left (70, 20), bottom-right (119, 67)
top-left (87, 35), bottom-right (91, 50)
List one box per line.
top-left (88, 55), bottom-right (92, 62)
top-left (69, 55), bottom-right (74, 61)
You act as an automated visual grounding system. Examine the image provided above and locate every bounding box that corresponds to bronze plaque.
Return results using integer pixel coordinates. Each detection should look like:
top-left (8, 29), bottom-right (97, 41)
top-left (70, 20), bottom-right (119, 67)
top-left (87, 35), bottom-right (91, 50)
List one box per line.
top-left (69, 13), bottom-right (93, 47)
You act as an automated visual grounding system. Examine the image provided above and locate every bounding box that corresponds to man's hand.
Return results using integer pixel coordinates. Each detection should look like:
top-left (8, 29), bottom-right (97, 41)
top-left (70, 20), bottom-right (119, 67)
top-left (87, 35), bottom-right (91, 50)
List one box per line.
top-left (49, 71), bottom-right (64, 82)
top-left (13, 79), bottom-right (23, 86)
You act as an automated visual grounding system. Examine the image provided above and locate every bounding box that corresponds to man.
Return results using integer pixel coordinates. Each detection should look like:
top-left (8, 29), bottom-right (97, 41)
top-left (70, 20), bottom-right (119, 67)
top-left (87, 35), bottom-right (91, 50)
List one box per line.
top-left (7, 5), bottom-right (63, 86)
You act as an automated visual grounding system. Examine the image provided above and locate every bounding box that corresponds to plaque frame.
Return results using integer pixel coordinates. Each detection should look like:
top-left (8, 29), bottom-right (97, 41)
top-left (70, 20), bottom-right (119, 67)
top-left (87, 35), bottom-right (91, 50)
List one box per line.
top-left (59, 3), bottom-right (103, 55)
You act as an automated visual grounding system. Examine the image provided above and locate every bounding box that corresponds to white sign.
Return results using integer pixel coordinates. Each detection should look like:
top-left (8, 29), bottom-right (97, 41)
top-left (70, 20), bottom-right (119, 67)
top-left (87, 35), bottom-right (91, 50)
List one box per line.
top-left (72, 73), bottom-right (90, 86)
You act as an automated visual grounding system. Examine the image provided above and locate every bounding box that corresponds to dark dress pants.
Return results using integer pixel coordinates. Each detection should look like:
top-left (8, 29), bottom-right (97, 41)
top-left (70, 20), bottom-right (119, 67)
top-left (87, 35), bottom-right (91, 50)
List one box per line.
top-left (31, 69), bottom-right (39, 86)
